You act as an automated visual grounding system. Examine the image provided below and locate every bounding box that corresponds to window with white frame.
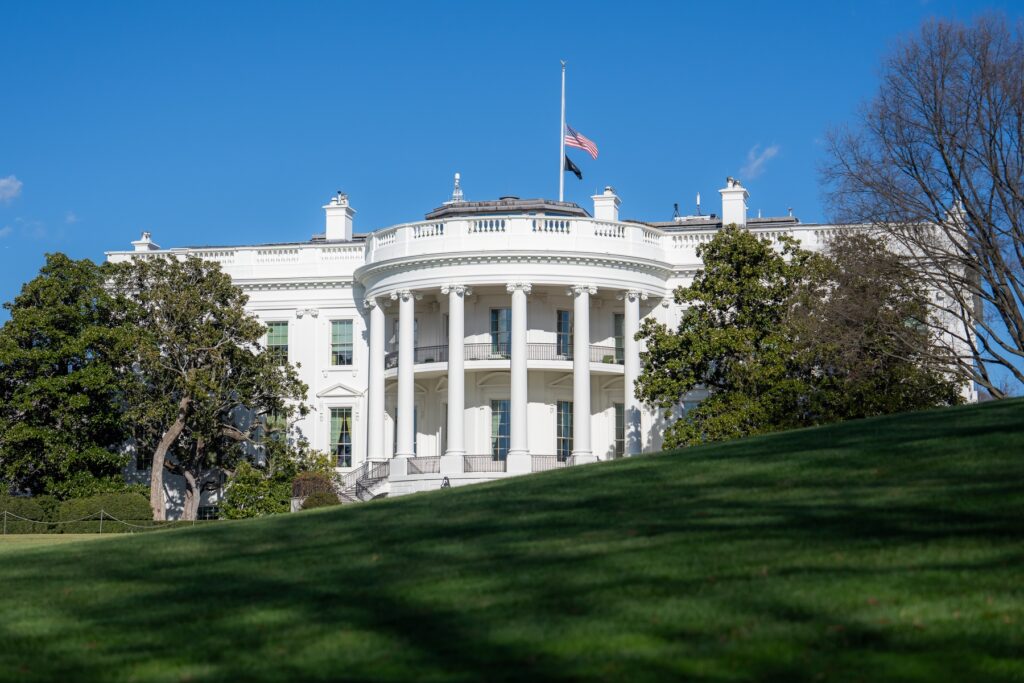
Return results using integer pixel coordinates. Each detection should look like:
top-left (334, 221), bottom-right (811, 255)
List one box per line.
top-left (614, 402), bottom-right (625, 457)
top-left (490, 309), bottom-right (511, 355)
top-left (557, 310), bottom-right (573, 358)
top-left (331, 320), bottom-right (354, 366)
top-left (330, 407), bottom-right (353, 467)
top-left (266, 321), bottom-right (289, 364)
top-left (490, 399), bottom-right (510, 460)
top-left (557, 400), bottom-right (573, 461)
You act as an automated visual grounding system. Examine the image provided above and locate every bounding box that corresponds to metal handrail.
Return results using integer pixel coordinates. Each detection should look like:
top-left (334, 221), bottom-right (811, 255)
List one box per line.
top-left (463, 454), bottom-right (508, 473)
top-left (385, 342), bottom-right (624, 369)
top-left (530, 454), bottom-right (576, 472)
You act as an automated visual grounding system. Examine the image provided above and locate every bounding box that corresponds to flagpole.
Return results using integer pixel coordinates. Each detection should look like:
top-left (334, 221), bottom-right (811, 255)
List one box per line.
top-left (559, 60), bottom-right (566, 203)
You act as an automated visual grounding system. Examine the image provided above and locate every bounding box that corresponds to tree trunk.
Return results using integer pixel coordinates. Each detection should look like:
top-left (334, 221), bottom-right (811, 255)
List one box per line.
top-left (181, 469), bottom-right (199, 522)
top-left (150, 396), bottom-right (190, 521)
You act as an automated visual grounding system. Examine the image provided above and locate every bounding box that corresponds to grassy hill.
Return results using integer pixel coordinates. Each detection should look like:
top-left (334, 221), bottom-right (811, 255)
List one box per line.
top-left (1, 400), bottom-right (1022, 682)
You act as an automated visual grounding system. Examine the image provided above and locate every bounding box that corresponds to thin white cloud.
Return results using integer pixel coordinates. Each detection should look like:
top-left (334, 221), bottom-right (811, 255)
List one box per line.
top-left (0, 226), bottom-right (12, 238)
top-left (0, 175), bottom-right (23, 204)
top-left (65, 211), bottom-right (78, 224)
top-left (740, 144), bottom-right (780, 179)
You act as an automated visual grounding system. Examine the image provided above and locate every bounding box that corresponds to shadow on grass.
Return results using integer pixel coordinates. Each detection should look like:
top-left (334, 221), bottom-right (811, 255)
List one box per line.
top-left (1, 399), bottom-right (1022, 682)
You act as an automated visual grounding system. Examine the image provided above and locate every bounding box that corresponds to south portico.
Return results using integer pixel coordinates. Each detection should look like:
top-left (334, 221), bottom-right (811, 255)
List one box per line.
top-left (360, 278), bottom-right (659, 481)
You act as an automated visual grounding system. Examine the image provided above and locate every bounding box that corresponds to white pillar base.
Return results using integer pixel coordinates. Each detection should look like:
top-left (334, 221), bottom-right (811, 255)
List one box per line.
top-left (440, 453), bottom-right (464, 475)
top-left (572, 453), bottom-right (598, 465)
top-left (507, 451), bottom-right (532, 474)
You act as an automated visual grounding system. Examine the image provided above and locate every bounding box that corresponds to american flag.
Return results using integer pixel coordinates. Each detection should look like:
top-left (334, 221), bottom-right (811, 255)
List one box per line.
top-left (564, 125), bottom-right (599, 160)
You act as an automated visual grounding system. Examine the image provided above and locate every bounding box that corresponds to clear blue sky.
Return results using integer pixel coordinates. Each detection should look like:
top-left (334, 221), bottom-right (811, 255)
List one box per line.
top-left (1, 0), bottom-right (1019, 317)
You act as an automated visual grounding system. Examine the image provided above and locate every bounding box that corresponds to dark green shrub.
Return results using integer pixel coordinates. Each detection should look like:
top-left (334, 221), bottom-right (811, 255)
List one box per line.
top-left (222, 462), bottom-right (289, 519)
top-left (59, 493), bottom-right (152, 533)
top-left (0, 496), bottom-right (48, 534)
top-left (34, 495), bottom-right (61, 525)
top-left (292, 472), bottom-right (335, 498)
top-left (302, 490), bottom-right (340, 510)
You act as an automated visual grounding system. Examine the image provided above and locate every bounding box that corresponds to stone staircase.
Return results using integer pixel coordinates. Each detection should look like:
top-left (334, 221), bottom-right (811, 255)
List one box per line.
top-left (335, 460), bottom-right (390, 504)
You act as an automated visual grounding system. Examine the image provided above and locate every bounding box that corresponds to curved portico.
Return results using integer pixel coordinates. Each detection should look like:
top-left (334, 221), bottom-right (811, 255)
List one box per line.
top-left (355, 194), bottom-right (669, 475)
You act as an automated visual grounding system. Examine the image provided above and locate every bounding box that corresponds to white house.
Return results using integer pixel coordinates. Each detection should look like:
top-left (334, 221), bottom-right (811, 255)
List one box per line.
top-left (107, 176), bottom-right (972, 514)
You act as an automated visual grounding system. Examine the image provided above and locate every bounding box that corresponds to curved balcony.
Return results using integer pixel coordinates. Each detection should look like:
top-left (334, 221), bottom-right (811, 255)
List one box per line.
top-left (384, 343), bottom-right (624, 371)
top-left (361, 216), bottom-right (666, 268)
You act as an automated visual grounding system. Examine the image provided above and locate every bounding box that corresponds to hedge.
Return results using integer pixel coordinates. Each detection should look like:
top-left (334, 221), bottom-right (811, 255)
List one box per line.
top-left (59, 493), bottom-right (153, 533)
top-left (302, 490), bottom-right (340, 509)
top-left (0, 496), bottom-right (48, 534)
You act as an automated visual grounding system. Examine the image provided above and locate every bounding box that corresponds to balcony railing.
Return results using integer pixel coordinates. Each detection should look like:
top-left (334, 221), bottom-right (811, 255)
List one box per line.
top-left (385, 343), bottom-right (624, 369)
top-left (531, 454), bottom-right (575, 472)
top-left (464, 454), bottom-right (508, 473)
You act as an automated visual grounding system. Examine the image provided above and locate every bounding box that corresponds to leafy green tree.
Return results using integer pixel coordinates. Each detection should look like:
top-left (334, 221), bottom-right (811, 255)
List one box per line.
top-left (637, 226), bottom-right (960, 449)
top-left (220, 461), bottom-right (289, 519)
top-left (637, 226), bottom-right (821, 447)
top-left (221, 433), bottom-right (332, 519)
top-left (110, 256), bottom-right (308, 520)
top-left (0, 254), bottom-right (137, 498)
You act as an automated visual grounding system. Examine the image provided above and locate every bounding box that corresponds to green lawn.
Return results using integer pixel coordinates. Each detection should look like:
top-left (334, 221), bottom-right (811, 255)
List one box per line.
top-left (1, 400), bottom-right (1022, 682)
top-left (0, 534), bottom-right (110, 554)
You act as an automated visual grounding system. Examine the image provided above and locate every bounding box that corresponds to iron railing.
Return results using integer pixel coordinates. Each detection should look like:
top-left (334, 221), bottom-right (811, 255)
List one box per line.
top-left (385, 342), bottom-right (624, 368)
top-left (407, 456), bottom-right (441, 475)
top-left (463, 454), bottom-right (508, 473)
top-left (530, 454), bottom-right (575, 472)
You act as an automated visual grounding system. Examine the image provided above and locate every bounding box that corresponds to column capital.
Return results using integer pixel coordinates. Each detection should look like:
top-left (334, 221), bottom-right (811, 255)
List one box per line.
top-left (440, 284), bottom-right (472, 297)
top-left (363, 297), bottom-right (379, 309)
top-left (568, 284), bottom-right (598, 297)
top-left (506, 282), bottom-right (532, 294)
top-left (390, 289), bottom-right (423, 302)
top-left (295, 307), bottom-right (320, 318)
top-left (616, 289), bottom-right (648, 302)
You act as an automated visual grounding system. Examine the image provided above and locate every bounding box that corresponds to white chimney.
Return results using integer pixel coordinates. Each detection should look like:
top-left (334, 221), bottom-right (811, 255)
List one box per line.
top-left (719, 177), bottom-right (749, 227)
top-left (323, 191), bottom-right (355, 241)
top-left (132, 231), bottom-right (160, 252)
top-left (592, 186), bottom-right (621, 222)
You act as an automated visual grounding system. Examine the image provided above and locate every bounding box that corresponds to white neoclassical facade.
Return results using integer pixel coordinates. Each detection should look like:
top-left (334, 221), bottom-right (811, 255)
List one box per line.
top-left (106, 177), bottom-right (887, 504)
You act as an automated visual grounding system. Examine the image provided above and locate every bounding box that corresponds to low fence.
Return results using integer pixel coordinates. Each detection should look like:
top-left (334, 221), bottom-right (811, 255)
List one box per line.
top-left (463, 455), bottom-right (507, 473)
top-left (1, 509), bottom-right (219, 534)
top-left (531, 454), bottom-right (575, 472)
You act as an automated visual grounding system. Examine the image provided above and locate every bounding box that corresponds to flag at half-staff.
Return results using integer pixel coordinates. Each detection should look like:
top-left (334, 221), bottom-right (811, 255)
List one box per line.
top-left (565, 125), bottom-right (599, 159)
top-left (564, 154), bottom-right (583, 180)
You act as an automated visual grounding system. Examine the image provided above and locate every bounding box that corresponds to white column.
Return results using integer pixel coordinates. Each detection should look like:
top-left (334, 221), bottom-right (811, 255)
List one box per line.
top-left (366, 297), bottom-right (386, 461)
top-left (392, 289), bottom-right (416, 458)
top-left (441, 284), bottom-right (469, 474)
top-left (571, 284), bottom-right (596, 463)
top-left (623, 290), bottom-right (645, 456)
top-left (507, 282), bottom-right (531, 473)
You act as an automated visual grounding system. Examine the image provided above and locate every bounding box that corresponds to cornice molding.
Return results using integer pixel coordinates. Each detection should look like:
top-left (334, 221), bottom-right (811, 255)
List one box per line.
top-left (239, 279), bottom-right (354, 292)
top-left (354, 251), bottom-right (675, 281)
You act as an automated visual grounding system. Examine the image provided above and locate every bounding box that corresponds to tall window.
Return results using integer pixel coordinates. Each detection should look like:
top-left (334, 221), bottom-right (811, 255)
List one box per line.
top-left (556, 310), bottom-right (573, 357)
top-left (331, 320), bottom-right (354, 366)
top-left (330, 407), bottom-right (353, 467)
top-left (614, 402), bottom-right (625, 457)
top-left (614, 313), bottom-right (625, 364)
top-left (490, 308), bottom-right (511, 355)
top-left (490, 399), bottom-right (510, 460)
top-left (266, 322), bottom-right (289, 364)
top-left (557, 400), bottom-right (573, 461)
